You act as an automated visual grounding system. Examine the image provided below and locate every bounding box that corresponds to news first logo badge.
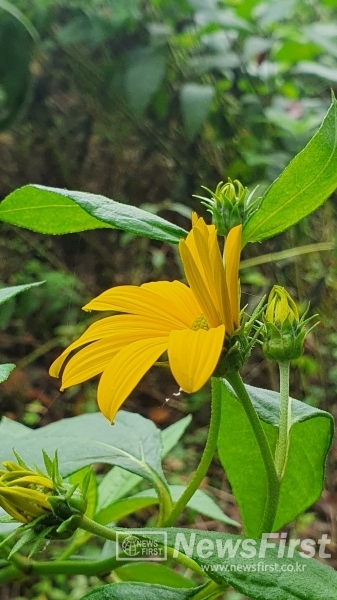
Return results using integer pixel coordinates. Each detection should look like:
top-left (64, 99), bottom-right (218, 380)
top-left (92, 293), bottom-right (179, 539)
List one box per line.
top-left (116, 532), bottom-right (167, 561)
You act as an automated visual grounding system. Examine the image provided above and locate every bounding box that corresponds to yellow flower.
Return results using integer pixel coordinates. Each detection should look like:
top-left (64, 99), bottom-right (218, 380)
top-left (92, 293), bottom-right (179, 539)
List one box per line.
top-left (50, 216), bottom-right (242, 422)
top-left (0, 461), bottom-right (54, 524)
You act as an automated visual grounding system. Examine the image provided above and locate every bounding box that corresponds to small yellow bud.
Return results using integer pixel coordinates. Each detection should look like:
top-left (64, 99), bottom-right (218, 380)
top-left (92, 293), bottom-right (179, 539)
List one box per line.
top-left (0, 461), bottom-right (54, 524)
top-left (265, 286), bottom-right (299, 326)
top-left (262, 285), bottom-right (316, 362)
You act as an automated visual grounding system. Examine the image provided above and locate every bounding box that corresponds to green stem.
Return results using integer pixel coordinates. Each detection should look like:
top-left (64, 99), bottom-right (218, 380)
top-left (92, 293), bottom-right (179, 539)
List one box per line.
top-left (225, 371), bottom-right (280, 536)
top-left (0, 564), bottom-right (21, 585)
top-left (274, 361), bottom-right (291, 479)
top-left (79, 515), bottom-right (204, 576)
top-left (153, 476), bottom-right (173, 526)
top-left (163, 378), bottom-right (222, 527)
top-left (192, 581), bottom-right (229, 599)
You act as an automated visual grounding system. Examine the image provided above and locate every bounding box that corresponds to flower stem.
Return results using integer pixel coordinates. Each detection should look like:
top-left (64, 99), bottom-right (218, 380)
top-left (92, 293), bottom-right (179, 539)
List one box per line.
top-left (225, 371), bottom-right (280, 536)
top-left (79, 516), bottom-right (204, 576)
top-left (163, 378), bottom-right (222, 527)
top-left (274, 361), bottom-right (291, 479)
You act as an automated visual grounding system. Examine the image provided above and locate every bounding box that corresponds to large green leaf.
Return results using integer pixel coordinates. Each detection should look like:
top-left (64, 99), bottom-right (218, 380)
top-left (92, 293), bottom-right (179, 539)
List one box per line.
top-left (0, 411), bottom-right (166, 488)
top-left (96, 416), bottom-right (192, 511)
top-left (163, 528), bottom-right (337, 600)
top-left (80, 582), bottom-right (203, 600)
top-left (243, 97), bottom-right (337, 244)
top-left (217, 382), bottom-right (334, 536)
top-left (0, 185), bottom-right (187, 243)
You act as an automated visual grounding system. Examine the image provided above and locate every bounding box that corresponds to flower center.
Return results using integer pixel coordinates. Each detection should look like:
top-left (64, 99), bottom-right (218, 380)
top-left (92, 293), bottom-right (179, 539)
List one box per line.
top-left (191, 315), bottom-right (210, 331)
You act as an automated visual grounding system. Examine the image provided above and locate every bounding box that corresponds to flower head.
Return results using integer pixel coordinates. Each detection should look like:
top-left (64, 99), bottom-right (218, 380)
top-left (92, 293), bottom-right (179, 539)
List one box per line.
top-left (262, 285), bottom-right (317, 362)
top-left (50, 216), bottom-right (242, 422)
top-left (196, 178), bottom-right (261, 236)
top-left (0, 460), bottom-right (54, 524)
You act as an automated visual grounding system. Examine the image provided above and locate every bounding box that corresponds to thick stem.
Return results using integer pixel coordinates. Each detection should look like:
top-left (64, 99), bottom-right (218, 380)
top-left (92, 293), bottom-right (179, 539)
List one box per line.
top-left (274, 361), bottom-right (291, 479)
top-left (225, 371), bottom-right (280, 536)
top-left (163, 378), bottom-right (222, 527)
top-left (79, 515), bottom-right (204, 576)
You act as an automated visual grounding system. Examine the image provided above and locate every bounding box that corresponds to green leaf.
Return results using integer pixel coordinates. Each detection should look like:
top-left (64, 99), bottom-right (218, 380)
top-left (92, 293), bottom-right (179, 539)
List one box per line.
top-left (163, 528), bottom-right (337, 600)
top-left (80, 582), bottom-right (203, 600)
top-left (0, 411), bottom-right (166, 489)
top-left (0, 363), bottom-right (15, 383)
top-left (243, 97), bottom-right (337, 244)
top-left (0, 185), bottom-right (187, 243)
top-left (95, 484), bottom-right (237, 527)
top-left (295, 61), bottom-right (337, 83)
top-left (161, 415), bottom-right (192, 457)
top-left (69, 466), bottom-right (98, 547)
top-left (0, 0), bottom-right (39, 42)
top-left (114, 562), bottom-right (195, 588)
top-left (217, 382), bottom-right (334, 536)
top-left (125, 47), bottom-right (167, 118)
top-left (96, 416), bottom-right (192, 511)
top-left (132, 486), bottom-right (238, 526)
top-left (0, 282), bottom-right (44, 306)
top-left (0, 14), bottom-right (34, 129)
top-left (180, 83), bottom-right (215, 140)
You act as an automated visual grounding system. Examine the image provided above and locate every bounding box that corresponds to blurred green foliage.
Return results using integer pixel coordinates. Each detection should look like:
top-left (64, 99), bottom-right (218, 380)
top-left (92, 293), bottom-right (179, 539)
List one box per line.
top-left (1, 0), bottom-right (337, 185)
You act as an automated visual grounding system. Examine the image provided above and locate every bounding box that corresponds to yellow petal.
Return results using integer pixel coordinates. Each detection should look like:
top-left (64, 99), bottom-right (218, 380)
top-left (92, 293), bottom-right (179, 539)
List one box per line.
top-left (83, 283), bottom-right (196, 328)
top-left (224, 224), bottom-right (242, 328)
top-left (168, 325), bottom-right (225, 392)
top-left (143, 281), bottom-right (201, 321)
top-left (179, 240), bottom-right (220, 328)
top-left (61, 329), bottom-right (170, 389)
top-left (209, 233), bottom-right (233, 334)
top-left (50, 314), bottom-right (175, 377)
top-left (97, 338), bottom-right (168, 422)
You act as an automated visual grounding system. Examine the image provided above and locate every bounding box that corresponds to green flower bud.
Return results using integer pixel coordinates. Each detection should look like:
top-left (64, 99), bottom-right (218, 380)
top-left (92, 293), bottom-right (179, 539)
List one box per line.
top-left (0, 451), bottom-right (88, 553)
top-left (262, 286), bottom-right (316, 362)
top-left (195, 178), bottom-right (262, 236)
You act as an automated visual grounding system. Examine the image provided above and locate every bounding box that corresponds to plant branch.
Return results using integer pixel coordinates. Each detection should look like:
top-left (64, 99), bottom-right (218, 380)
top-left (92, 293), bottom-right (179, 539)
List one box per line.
top-left (162, 378), bottom-right (222, 527)
top-left (274, 361), bottom-right (291, 479)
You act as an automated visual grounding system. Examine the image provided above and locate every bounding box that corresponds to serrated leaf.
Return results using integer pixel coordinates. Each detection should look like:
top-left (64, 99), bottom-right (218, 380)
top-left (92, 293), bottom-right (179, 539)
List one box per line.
top-left (0, 282), bottom-right (44, 306)
top-left (243, 97), bottom-right (337, 244)
top-left (217, 382), bottom-right (334, 536)
top-left (180, 83), bottom-right (215, 140)
top-left (163, 528), bottom-right (337, 600)
top-left (80, 582), bottom-right (204, 600)
top-left (0, 185), bottom-right (187, 243)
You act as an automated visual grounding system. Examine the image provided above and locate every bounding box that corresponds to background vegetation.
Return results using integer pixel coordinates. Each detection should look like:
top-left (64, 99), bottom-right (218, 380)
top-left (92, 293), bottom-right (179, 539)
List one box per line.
top-left (0, 0), bottom-right (337, 598)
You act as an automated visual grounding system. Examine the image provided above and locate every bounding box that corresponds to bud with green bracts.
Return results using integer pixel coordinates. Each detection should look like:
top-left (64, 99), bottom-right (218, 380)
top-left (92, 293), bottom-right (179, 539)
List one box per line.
top-left (262, 285), bottom-right (318, 362)
top-left (194, 178), bottom-right (262, 236)
top-left (0, 451), bottom-right (90, 554)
